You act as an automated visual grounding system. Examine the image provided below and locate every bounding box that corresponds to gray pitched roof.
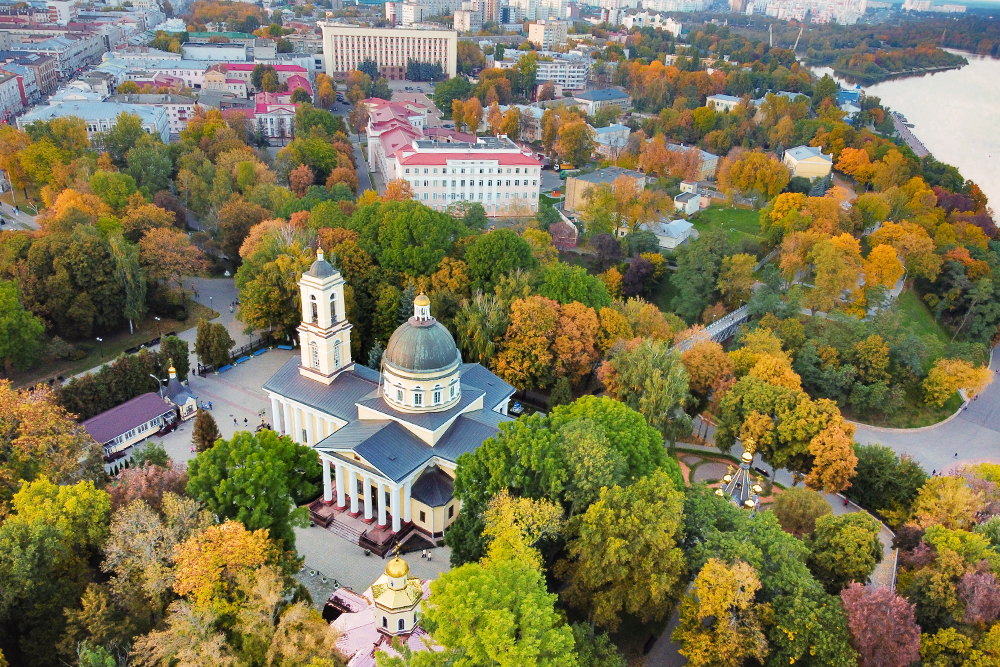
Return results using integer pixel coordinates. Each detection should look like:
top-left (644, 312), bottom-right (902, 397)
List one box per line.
top-left (460, 363), bottom-right (515, 412)
top-left (356, 387), bottom-right (485, 432)
top-left (316, 415), bottom-right (501, 482)
top-left (263, 358), bottom-right (379, 422)
top-left (165, 378), bottom-right (194, 403)
top-left (82, 392), bottom-right (175, 445)
top-left (410, 467), bottom-right (454, 507)
top-left (575, 88), bottom-right (629, 102)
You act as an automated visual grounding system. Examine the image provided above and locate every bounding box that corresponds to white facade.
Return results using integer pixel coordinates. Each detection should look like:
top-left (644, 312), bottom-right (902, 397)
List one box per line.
top-left (105, 94), bottom-right (197, 134)
top-left (641, 0), bottom-right (709, 10)
top-left (401, 2), bottom-right (433, 24)
top-left (0, 73), bottom-right (24, 121)
top-left (101, 58), bottom-right (210, 89)
top-left (621, 11), bottom-right (682, 33)
top-left (180, 42), bottom-right (248, 62)
top-left (528, 20), bottom-right (568, 49)
top-left (320, 23), bottom-right (458, 79)
top-left (394, 136), bottom-right (543, 217)
top-left (496, 53), bottom-right (589, 91)
top-left (47, 0), bottom-right (78, 25)
top-left (10, 34), bottom-right (105, 79)
top-left (17, 101), bottom-right (170, 143)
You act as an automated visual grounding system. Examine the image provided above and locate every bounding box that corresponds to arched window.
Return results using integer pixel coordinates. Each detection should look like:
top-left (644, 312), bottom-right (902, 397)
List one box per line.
top-left (395, 385), bottom-right (404, 403)
top-left (310, 342), bottom-right (319, 369)
top-left (433, 384), bottom-right (442, 405)
top-left (449, 379), bottom-right (458, 399)
top-left (330, 292), bottom-right (338, 325)
top-left (398, 618), bottom-right (406, 631)
top-left (382, 616), bottom-right (387, 629)
top-left (413, 387), bottom-right (423, 407)
top-left (310, 295), bottom-right (318, 323)
top-left (334, 340), bottom-right (342, 369)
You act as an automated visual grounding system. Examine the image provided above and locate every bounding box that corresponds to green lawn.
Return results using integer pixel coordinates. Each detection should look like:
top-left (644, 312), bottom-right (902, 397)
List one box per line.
top-left (893, 289), bottom-right (951, 344)
top-left (689, 205), bottom-right (762, 244)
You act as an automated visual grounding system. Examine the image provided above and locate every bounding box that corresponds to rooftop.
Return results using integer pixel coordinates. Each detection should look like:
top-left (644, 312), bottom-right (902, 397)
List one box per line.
top-left (571, 166), bottom-right (645, 184)
top-left (20, 101), bottom-right (166, 125)
top-left (82, 392), bottom-right (174, 445)
top-left (785, 145), bottom-right (832, 163)
top-left (575, 87), bottom-right (629, 101)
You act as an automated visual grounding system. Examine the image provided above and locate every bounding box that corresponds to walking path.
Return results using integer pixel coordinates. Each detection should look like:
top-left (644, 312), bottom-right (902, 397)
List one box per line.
top-left (0, 200), bottom-right (39, 230)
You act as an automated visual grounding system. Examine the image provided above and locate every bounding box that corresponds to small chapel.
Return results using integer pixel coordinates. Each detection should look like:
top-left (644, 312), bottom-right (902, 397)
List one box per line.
top-left (263, 248), bottom-right (515, 549)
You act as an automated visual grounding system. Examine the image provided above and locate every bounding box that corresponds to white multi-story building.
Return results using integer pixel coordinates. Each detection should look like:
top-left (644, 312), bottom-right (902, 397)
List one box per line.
top-left (110, 47), bottom-right (183, 63)
top-left (401, 2), bottom-right (433, 24)
top-left (180, 42), bottom-right (248, 62)
top-left (9, 34), bottom-right (105, 79)
top-left (17, 101), bottom-right (170, 143)
top-left (454, 1), bottom-right (484, 31)
top-left (495, 52), bottom-right (590, 91)
top-left (395, 136), bottom-right (543, 216)
top-left (106, 93), bottom-right (197, 134)
top-left (621, 11), bottom-right (682, 33)
top-left (0, 71), bottom-right (24, 122)
top-left (46, 0), bottom-right (78, 25)
top-left (528, 19), bottom-right (568, 49)
top-left (641, 0), bottom-right (709, 10)
top-left (320, 23), bottom-right (458, 80)
top-left (99, 57), bottom-right (211, 89)
top-left (0, 62), bottom-right (39, 108)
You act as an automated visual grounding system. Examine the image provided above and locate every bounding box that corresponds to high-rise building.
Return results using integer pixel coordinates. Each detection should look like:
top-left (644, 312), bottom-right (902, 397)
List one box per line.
top-left (320, 23), bottom-right (458, 79)
top-left (528, 19), bottom-right (568, 49)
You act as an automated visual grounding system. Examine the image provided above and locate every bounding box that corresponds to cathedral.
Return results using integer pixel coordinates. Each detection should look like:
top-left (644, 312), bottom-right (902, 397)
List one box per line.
top-left (264, 249), bottom-right (515, 544)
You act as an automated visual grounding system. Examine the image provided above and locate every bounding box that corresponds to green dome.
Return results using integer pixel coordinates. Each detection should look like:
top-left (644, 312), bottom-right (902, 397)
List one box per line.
top-left (383, 318), bottom-right (460, 373)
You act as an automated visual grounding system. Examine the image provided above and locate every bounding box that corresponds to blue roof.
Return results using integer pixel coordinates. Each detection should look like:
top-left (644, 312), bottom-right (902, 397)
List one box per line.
top-left (262, 358), bottom-right (380, 422)
top-left (837, 89), bottom-right (862, 105)
top-left (575, 88), bottom-right (630, 102)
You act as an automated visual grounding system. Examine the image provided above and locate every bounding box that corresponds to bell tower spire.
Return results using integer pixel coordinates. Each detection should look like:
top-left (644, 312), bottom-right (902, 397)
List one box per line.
top-left (297, 247), bottom-right (354, 385)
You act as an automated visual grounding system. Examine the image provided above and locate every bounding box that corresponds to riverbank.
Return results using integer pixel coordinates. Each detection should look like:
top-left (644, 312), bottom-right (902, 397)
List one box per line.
top-left (830, 62), bottom-right (965, 86)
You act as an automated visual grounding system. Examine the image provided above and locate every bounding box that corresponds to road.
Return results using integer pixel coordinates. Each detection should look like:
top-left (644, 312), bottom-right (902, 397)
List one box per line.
top-left (890, 112), bottom-right (930, 158)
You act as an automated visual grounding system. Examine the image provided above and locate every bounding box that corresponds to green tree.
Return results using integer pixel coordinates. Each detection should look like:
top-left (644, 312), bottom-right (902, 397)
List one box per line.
top-left (0, 479), bottom-right (110, 666)
top-left (717, 253), bottom-right (757, 308)
top-left (599, 338), bottom-right (691, 446)
top-left (672, 230), bottom-right (731, 323)
top-left (192, 408), bottom-right (221, 453)
top-left (235, 241), bottom-right (313, 341)
top-left (89, 170), bottom-right (139, 213)
top-left (433, 76), bottom-right (472, 113)
top-left (108, 234), bottom-right (147, 330)
top-left (126, 135), bottom-right (172, 197)
top-left (771, 486), bottom-right (832, 538)
top-left (388, 559), bottom-right (575, 667)
top-left (464, 229), bottom-right (536, 293)
top-left (572, 623), bottom-right (626, 667)
top-left (849, 444), bottom-right (927, 516)
top-left (160, 335), bottom-right (189, 381)
top-left (807, 513), bottom-right (883, 594)
top-left (100, 112), bottom-right (147, 167)
top-left (368, 200), bottom-right (466, 276)
top-left (186, 430), bottom-right (320, 549)
top-left (194, 320), bottom-right (235, 368)
top-left (536, 262), bottom-right (612, 310)
top-left (0, 280), bottom-right (44, 371)
top-left (290, 87), bottom-right (312, 104)
top-left (557, 469), bottom-right (686, 630)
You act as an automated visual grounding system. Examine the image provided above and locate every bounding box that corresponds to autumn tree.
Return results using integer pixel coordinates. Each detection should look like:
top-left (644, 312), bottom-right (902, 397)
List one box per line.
top-left (923, 358), bottom-right (992, 407)
top-left (840, 584), bottom-right (921, 667)
top-left (192, 409), bottom-right (221, 453)
top-left (718, 150), bottom-right (790, 201)
top-left (864, 244), bottom-right (905, 293)
top-left (108, 462), bottom-right (188, 512)
top-left (599, 338), bottom-right (690, 445)
top-left (463, 97), bottom-right (483, 134)
top-left (218, 197), bottom-right (270, 263)
top-left (480, 490), bottom-right (564, 569)
top-left (557, 469), bottom-right (686, 631)
top-left (717, 253), bottom-right (757, 308)
top-left (139, 228), bottom-right (208, 291)
top-left (493, 295), bottom-right (559, 391)
top-left (680, 338), bottom-right (734, 402)
top-left (807, 513), bottom-right (883, 593)
top-left (911, 476), bottom-right (979, 530)
top-left (194, 320), bottom-right (235, 369)
top-left (289, 163), bottom-right (314, 196)
top-left (772, 486), bottom-right (832, 538)
top-left (555, 119), bottom-right (595, 168)
top-left (807, 234), bottom-right (863, 313)
top-left (806, 423), bottom-right (859, 494)
top-left (673, 559), bottom-right (769, 667)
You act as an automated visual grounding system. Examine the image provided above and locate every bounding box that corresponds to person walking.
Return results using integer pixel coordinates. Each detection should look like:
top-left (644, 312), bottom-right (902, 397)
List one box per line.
top-left (234, 418), bottom-right (238, 426)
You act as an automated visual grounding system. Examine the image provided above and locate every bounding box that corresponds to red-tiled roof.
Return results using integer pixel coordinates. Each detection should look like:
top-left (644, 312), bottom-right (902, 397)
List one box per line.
top-left (224, 63), bottom-right (307, 72)
top-left (225, 78), bottom-right (244, 84)
top-left (82, 392), bottom-right (174, 445)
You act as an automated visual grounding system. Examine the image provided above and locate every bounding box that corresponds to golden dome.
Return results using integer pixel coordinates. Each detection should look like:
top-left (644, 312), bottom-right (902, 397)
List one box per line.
top-left (385, 555), bottom-right (410, 578)
top-left (414, 293), bottom-right (431, 307)
top-left (741, 451), bottom-right (754, 463)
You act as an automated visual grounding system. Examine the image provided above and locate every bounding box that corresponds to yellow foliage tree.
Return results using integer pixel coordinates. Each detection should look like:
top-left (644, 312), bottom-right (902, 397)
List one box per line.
top-left (912, 476), bottom-right (980, 530)
top-left (680, 339), bottom-right (734, 398)
top-left (805, 424), bottom-right (858, 494)
top-left (481, 490), bottom-right (564, 570)
top-left (864, 244), bottom-right (905, 290)
top-left (923, 359), bottom-right (993, 407)
top-left (596, 306), bottom-right (633, 352)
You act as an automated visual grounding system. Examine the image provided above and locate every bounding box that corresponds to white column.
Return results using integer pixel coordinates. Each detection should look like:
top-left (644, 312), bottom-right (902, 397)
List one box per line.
top-left (270, 397), bottom-right (281, 433)
top-left (348, 469), bottom-right (358, 514)
top-left (363, 475), bottom-right (373, 521)
top-left (283, 402), bottom-right (293, 437)
top-left (403, 479), bottom-right (411, 523)
top-left (335, 463), bottom-right (346, 508)
top-left (322, 456), bottom-right (333, 503)
top-left (307, 412), bottom-right (317, 446)
top-left (390, 484), bottom-right (401, 532)
top-left (377, 481), bottom-right (387, 527)
top-left (291, 406), bottom-right (301, 444)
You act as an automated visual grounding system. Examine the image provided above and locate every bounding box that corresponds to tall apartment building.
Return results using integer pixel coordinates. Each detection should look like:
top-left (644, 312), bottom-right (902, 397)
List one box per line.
top-left (320, 23), bottom-right (458, 80)
top-left (528, 20), bottom-right (567, 49)
top-left (454, 1), bottom-right (484, 31)
top-left (496, 52), bottom-right (589, 91)
top-left (46, 0), bottom-right (78, 25)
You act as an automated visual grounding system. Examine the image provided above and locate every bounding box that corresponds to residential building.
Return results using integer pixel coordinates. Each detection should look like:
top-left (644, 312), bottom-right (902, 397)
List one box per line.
top-left (454, 1), bottom-right (484, 31)
top-left (7, 53), bottom-right (57, 95)
top-left (783, 145), bottom-right (833, 180)
top-left (621, 11), bottom-right (681, 33)
top-left (46, 0), bottom-right (78, 25)
top-left (592, 122), bottom-right (629, 159)
top-left (401, 2), bottom-right (433, 24)
top-left (7, 34), bottom-right (104, 79)
top-left (319, 22), bottom-right (458, 80)
top-left (218, 63), bottom-right (311, 92)
top-left (17, 100), bottom-right (170, 143)
top-left (641, 0), bottom-right (709, 10)
top-left (572, 87), bottom-right (631, 115)
top-left (203, 66), bottom-right (248, 97)
top-left (105, 93), bottom-right (197, 134)
top-left (632, 219), bottom-right (694, 249)
top-left (264, 254), bottom-right (516, 545)
top-left (528, 19), bottom-right (568, 49)
top-left (0, 61), bottom-right (38, 107)
top-left (110, 46), bottom-right (182, 63)
top-left (495, 52), bottom-right (589, 91)
top-left (187, 31), bottom-right (257, 46)
top-left (706, 93), bottom-right (743, 112)
top-left (0, 71), bottom-right (23, 122)
top-left (99, 57), bottom-right (211, 89)
top-left (673, 191), bottom-right (700, 215)
top-left (181, 41), bottom-right (248, 62)
top-left (82, 392), bottom-right (175, 457)
top-left (498, 103), bottom-right (544, 141)
top-left (666, 142), bottom-right (719, 180)
top-left (564, 166), bottom-right (645, 212)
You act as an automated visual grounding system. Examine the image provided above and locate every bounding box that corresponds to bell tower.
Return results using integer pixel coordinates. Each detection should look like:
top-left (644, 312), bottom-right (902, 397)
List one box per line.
top-left (297, 248), bottom-right (354, 384)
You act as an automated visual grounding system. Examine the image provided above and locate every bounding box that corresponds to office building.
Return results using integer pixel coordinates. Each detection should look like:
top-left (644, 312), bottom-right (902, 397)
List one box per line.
top-left (527, 19), bottom-right (567, 49)
top-left (320, 23), bottom-right (458, 80)
top-left (17, 100), bottom-right (170, 143)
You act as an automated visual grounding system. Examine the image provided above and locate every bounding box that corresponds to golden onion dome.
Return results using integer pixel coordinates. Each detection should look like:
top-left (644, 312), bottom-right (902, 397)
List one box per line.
top-left (741, 451), bottom-right (754, 463)
top-left (414, 293), bottom-right (431, 307)
top-left (385, 555), bottom-right (410, 579)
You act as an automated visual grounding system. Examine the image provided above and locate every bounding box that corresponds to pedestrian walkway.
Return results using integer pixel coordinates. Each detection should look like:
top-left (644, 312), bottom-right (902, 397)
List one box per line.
top-left (0, 200), bottom-right (39, 230)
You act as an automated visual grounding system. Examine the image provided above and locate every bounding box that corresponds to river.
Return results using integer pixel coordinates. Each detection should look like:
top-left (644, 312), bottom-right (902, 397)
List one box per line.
top-left (811, 53), bottom-right (1000, 208)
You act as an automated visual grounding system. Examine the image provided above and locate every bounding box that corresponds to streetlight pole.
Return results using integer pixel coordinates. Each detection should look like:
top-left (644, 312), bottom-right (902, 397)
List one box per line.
top-left (96, 337), bottom-right (103, 359)
top-left (209, 295), bottom-right (213, 314)
top-left (149, 374), bottom-right (167, 398)
top-left (154, 316), bottom-right (161, 341)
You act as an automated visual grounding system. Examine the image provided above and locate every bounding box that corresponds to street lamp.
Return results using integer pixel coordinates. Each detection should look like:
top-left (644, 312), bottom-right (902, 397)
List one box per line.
top-left (96, 337), bottom-right (103, 358)
top-left (150, 373), bottom-right (168, 398)
top-left (154, 316), bottom-right (161, 340)
top-left (209, 295), bottom-right (213, 314)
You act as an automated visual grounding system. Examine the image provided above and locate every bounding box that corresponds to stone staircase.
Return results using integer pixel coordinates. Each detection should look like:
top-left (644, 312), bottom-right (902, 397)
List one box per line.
top-left (329, 513), bottom-right (366, 544)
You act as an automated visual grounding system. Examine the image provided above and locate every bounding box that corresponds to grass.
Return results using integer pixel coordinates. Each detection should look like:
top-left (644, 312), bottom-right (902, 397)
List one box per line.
top-left (1, 186), bottom-right (44, 215)
top-left (8, 302), bottom-right (216, 390)
top-left (843, 384), bottom-right (963, 429)
top-left (689, 204), bottom-right (762, 245)
top-left (651, 275), bottom-right (678, 315)
top-left (893, 289), bottom-right (953, 356)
